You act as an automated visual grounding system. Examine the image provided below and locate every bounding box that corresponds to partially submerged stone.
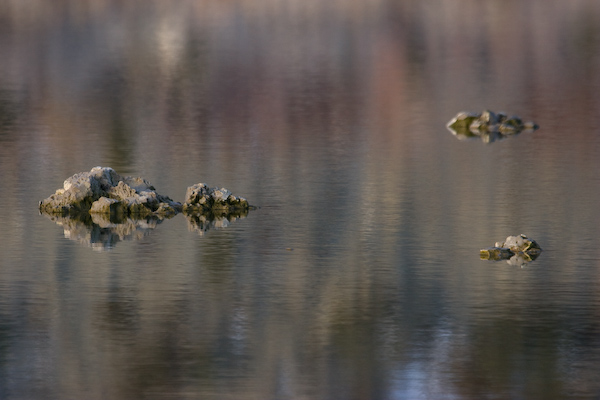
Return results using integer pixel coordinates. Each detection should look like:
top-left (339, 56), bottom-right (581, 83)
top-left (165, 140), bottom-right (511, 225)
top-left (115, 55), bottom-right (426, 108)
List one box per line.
top-left (182, 183), bottom-right (250, 214)
top-left (181, 183), bottom-right (251, 236)
top-left (480, 234), bottom-right (542, 267)
top-left (447, 111), bottom-right (481, 132)
top-left (40, 167), bottom-right (251, 217)
top-left (39, 167), bottom-right (254, 248)
top-left (447, 110), bottom-right (538, 143)
top-left (39, 166), bottom-right (181, 216)
top-left (497, 234), bottom-right (542, 254)
top-left (89, 197), bottom-right (128, 216)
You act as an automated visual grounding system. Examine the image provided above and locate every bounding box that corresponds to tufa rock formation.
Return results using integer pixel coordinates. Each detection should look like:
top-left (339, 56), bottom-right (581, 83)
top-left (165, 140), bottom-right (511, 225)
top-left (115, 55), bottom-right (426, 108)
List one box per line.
top-left (39, 166), bottom-right (182, 217)
top-left (182, 183), bottom-right (249, 214)
top-left (447, 110), bottom-right (538, 143)
top-left (39, 166), bottom-right (250, 218)
top-left (480, 234), bottom-right (543, 267)
top-left (39, 167), bottom-right (252, 249)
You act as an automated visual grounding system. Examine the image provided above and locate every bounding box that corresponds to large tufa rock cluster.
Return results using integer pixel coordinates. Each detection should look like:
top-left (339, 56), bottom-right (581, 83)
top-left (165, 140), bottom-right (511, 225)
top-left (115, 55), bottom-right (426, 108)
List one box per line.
top-left (447, 110), bottom-right (538, 143)
top-left (480, 234), bottom-right (543, 267)
top-left (39, 167), bottom-right (250, 219)
top-left (39, 167), bottom-right (182, 217)
top-left (38, 167), bottom-right (252, 249)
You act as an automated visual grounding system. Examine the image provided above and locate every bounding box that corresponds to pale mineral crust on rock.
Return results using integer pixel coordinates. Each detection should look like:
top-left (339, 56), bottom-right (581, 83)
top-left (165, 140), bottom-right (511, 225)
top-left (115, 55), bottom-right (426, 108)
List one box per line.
top-left (447, 110), bottom-right (538, 143)
top-left (89, 197), bottom-right (127, 215)
top-left (182, 183), bottom-right (250, 214)
top-left (480, 234), bottom-right (542, 266)
top-left (39, 166), bottom-right (251, 220)
top-left (39, 166), bottom-right (182, 216)
top-left (39, 167), bottom-right (253, 250)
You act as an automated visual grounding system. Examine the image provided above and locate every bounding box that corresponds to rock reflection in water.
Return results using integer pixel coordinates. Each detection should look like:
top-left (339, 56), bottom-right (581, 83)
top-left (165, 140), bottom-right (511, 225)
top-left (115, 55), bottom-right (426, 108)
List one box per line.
top-left (185, 209), bottom-right (249, 236)
top-left (41, 212), bottom-right (168, 251)
top-left (41, 208), bottom-right (250, 249)
top-left (483, 250), bottom-right (542, 267)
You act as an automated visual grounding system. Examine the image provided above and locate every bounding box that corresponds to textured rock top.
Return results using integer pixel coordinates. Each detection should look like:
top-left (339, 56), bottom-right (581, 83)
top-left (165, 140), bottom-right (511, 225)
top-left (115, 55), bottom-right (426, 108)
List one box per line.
top-left (182, 183), bottom-right (249, 214)
top-left (39, 166), bottom-right (250, 218)
top-left (39, 166), bottom-right (181, 217)
top-left (39, 167), bottom-right (253, 249)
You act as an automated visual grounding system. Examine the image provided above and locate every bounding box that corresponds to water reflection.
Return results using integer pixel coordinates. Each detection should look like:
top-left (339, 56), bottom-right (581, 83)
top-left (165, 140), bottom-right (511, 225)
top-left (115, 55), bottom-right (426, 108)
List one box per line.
top-left (41, 209), bottom-right (249, 250)
top-left (40, 212), bottom-right (169, 251)
top-left (481, 250), bottom-right (542, 267)
top-left (448, 127), bottom-right (536, 144)
top-left (2, 0), bottom-right (600, 399)
top-left (185, 209), bottom-right (249, 236)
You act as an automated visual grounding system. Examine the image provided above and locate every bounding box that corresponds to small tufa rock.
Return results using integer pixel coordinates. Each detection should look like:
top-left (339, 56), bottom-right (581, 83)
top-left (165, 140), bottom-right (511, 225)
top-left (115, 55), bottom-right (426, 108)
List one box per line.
top-left (182, 183), bottom-right (249, 214)
top-left (495, 234), bottom-right (541, 253)
top-left (480, 109), bottom-right (499, 125)
top-left (446, 111), bottom-right (480, 132)
top-left (447, 110), bottom-right (538, 143)
top-left (480, 234), bottom-right (542, 267)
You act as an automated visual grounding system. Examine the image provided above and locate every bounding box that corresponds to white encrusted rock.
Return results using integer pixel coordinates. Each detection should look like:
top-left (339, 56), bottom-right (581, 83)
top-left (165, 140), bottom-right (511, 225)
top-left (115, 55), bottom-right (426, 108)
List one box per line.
top-left (40, 166), bottom-right (181, 215)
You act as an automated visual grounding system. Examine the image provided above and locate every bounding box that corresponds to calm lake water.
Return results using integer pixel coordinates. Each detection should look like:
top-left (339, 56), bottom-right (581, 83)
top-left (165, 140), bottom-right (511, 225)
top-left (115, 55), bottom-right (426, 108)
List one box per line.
top-left (2, 1), bottom-right (600, 399)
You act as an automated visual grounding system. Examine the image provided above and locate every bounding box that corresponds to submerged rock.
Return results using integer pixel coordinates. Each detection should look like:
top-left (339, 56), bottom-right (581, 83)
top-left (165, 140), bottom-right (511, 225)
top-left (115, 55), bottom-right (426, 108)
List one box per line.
top-left (480, 234), bottom-right (542, 267)
top-left (447, 110), bottom-right (538, 143)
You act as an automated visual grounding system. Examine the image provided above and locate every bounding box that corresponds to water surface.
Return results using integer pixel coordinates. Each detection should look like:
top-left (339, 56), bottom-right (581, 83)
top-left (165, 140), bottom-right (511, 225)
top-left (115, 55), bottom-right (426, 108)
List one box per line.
top-left (1, 1), bottom-right (600, 399)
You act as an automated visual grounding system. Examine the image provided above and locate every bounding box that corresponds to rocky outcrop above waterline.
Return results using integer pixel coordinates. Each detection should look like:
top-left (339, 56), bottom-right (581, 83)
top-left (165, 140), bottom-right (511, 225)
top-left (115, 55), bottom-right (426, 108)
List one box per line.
top-left (447, 110), bottom-right (538, 143)
top-left (39, 167), bottom-right (250, 217)
top-left (480, 234), bottom-right (543, 266)
top-left (39, 167), bottom-right (252, 248)
top-left (183, 183), bottom-right (250, 214)
top-left (39, 167), bottom-right (182, 217)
